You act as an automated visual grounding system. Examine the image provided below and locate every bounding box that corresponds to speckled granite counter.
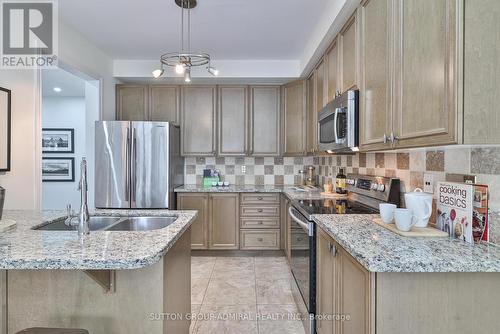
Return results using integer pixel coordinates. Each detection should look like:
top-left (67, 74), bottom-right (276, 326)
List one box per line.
top-left (313, 214), bottom-right (500, 273)
top-left (175, 184), bottom-right (328, 200)
top-left (0, 209), bottom-right (197, 270)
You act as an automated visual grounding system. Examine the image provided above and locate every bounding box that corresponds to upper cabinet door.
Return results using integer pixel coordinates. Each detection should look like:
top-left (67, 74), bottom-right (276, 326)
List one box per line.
top-left (306, 73), bottom-right (318, 154)
top-left (359, 0), bottom-right (393, 151)
top-left (116, 85), bottom-right (149, 121)
top-left (150, 86), bottom-right (180, 124)
top-left (316, 59), bottom-right (326, 111)
top-left (181, 86), bottom-right (217, 156)
top-left (392, 0), bottom-right (458, 148)
top-left (249, 86), bottom-right (281, 156)
top-left (283, 80), bottom-right (307, 156)
top-left (326, 39), bottom-right (340, 102)
top-left (340, 13), bottom-right (359, 92)
top-left (217, 86), bottom-right (248, 156)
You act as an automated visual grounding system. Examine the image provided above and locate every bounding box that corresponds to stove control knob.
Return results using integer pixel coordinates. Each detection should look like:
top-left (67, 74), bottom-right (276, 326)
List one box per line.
top-left (371, 182), bottom-right (378, 190)
top-left (377, 184), bottom-right (386, 192)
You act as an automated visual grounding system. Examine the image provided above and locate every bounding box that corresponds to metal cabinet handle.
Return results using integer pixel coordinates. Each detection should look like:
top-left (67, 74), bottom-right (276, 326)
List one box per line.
top-left (389, 133), bottom-right (399, 143)
top-left (257, 209), bottom-right (263, 213)
top-left (257, 221), bottom-right (263, 225)
top-left (257, 238), bottom-right (264, 242)
top-left (383, 133), bottom-right (389, 144)
top-left (328, 242), bottom-right (337, 257)
top-left (257, 197), bottom-right (263, 200)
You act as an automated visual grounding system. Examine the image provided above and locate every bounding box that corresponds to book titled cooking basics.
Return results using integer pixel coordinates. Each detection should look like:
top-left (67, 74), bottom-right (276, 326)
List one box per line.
top-left (436, 182), bottom-right (489, 244)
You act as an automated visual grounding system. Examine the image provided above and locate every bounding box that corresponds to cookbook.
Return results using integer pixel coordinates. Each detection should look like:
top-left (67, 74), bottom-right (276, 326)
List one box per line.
top-left (436, 182), bottom-right (489, 244)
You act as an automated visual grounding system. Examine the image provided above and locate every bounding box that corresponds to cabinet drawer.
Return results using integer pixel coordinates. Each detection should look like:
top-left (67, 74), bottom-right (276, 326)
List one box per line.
top-left (240, 218), bottom-right (280, 229)
top-left (240, 205), bottom-right (280, 217)
top-left (240, 193), bottom-right (280, 205)
top-left (240, 230), bottom-right (280, 250)
top-left (291, 231), bottom-right (309, 249)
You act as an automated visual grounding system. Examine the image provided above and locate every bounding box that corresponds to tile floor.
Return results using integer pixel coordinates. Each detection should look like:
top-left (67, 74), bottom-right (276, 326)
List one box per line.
top-left (190, 255), bottom-right (306, 334)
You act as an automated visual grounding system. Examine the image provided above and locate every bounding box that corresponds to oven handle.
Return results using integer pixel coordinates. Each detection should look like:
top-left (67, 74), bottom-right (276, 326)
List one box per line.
top-left (289, 207), bottom-right (313, 237)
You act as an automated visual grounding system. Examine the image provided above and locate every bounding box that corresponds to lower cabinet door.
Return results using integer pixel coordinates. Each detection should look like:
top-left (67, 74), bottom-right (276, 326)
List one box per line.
top-left (209, 193), bottom-right (239, 249)
top-left (317, 228), bottom-right (335, 334)
top-left (338, 244), bottom-right (374, 334)
top-left (177, 194), bottom-right (209, 249)
top-left (240, 230), bottom-right (280, 250)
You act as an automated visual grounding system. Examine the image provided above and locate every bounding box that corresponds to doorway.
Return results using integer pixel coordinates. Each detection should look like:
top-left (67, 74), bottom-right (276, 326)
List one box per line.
top-left (41, 67), bottom-right (100, 210)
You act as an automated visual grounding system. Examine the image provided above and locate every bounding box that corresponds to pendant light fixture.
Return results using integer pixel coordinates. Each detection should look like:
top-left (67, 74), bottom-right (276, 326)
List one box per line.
top-left (152, 0), bottom-right (219, 82)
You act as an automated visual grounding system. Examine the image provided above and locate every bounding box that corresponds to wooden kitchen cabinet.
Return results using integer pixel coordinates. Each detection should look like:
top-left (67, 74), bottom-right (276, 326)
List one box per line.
top-left (150, 85), bottom-right (180, 123)
top-left (326, 38), bottom-right (340, 101)
top-left (181, 86), bottom-right (217, 156)
top-left (116, 85), bottom-right (149, 121)
top-left (249, 86), bottom-right (281, 156)
top-left (177, 193), bottom-right (209, 249)
top-left (316, 59), bottom-right (326, 111)
top-left (317, 227), bottom-right (374, 334)
top-left (316, 228), bottom-right (336, 334)
top-left (391, 0), bottom-right (459, 148)
top-left (339, 13), bottom-right (359, 92)
top-left (217, 86), bottom-right (248, 156)
top-left (283, 80), bottom-right (307, 156)
top-left (116, 85), bottom-right (180, 124)
top-left (209, 193), bottom-right (239, 249)
top-left (306, 72), bottom-right (318, 154)
top-left (359, 0), bottom-right (392, 151)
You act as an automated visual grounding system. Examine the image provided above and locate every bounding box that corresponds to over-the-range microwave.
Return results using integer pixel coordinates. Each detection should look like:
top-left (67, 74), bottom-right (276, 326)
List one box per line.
top-left (317, 90), bottom-right (359, 153)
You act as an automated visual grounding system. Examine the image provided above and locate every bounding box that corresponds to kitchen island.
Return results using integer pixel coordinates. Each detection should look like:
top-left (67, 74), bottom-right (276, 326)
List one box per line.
top-left (0, 209), bottom-right (197, 334)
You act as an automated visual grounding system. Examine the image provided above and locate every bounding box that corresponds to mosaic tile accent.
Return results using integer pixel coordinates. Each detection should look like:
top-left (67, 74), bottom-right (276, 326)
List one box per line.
top-left (185, 156), bottom-right (314, 186)
top-left (314, 147), bottom-right (500, 246)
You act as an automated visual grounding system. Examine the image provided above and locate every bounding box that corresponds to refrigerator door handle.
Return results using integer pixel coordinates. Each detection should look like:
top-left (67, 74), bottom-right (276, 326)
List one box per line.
top-left (131, 126), bottom-right (137, 207)
top-left (125, 127), bottom-right (130, 201)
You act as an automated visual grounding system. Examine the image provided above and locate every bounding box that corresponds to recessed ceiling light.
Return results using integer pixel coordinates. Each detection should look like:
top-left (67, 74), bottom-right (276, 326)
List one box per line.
top-left (53, 87), bottom-right (62, 93)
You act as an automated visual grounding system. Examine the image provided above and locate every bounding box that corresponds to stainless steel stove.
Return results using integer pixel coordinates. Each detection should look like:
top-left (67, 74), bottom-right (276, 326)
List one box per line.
top-left (289, 174), bottom-right (400, 334)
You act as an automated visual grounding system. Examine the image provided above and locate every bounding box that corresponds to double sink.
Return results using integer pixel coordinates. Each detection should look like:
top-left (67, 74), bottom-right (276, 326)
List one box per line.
top-left (33, 215), bottom-right (178, 232)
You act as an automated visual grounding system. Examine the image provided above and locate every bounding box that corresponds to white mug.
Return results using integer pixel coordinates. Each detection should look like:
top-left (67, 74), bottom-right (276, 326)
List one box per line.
top-left (379, 203), bottom-right (397, 224)
top-left (394, 208), bottom-right (417, 232)
top-left (404, 188), bottom-right (433, 228)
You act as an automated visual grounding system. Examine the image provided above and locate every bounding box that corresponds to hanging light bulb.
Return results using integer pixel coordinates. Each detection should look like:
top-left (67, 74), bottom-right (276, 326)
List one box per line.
top-left (184, 67), bottom-right (191, 83)
top-left (207, 66), bottom-right (219, 76)
top-left (175, 63), bottom-right (185, 74)
top-left (152, 68), bottom-right (164, 78)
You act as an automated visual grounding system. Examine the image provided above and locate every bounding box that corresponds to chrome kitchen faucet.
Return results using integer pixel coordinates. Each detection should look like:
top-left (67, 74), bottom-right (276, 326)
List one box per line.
top-left (65, 158), bottom-right (90, 236)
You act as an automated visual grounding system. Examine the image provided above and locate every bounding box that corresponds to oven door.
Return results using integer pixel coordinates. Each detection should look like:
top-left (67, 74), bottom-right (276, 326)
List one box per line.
top-left (288, 206), bottom-right (316, 333)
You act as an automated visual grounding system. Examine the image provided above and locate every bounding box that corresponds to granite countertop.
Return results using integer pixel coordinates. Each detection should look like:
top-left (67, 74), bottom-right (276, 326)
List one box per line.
top-left (0, 209), bottom-right (197, 270)
top-left (313, 214), bottom-right (500, 273)
top-left (175, 184), bottom-right (328, 201)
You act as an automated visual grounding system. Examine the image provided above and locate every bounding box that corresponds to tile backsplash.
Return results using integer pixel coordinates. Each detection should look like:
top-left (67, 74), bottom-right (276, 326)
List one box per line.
top-left (184, 146), bottom-right (500, 245)
top-left (315, 146), bottom-right (500, 245)
top-left (184, 156), bottom-right (315, 186)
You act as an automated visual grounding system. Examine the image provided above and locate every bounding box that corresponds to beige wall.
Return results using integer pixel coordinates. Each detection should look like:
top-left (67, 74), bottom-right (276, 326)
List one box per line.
top-left (0, 70), bottom-right (40, 210)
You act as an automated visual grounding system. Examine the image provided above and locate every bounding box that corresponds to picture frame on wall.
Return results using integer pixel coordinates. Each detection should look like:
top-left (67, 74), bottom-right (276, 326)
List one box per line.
top-left (42, 128), bottom-right (75, 153)
top-left (0, 87), bottom-right (11, 172)
top-left (42, 157), bottom-right (75, 182)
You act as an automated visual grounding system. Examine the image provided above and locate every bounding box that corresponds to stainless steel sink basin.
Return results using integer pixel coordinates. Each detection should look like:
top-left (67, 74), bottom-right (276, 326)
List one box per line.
top-left (33, 215), bottom-right (177, 232)
top-left (105, 216), bottom-right (177, 231)
top-left (34, 216), bottom-right (122, 231)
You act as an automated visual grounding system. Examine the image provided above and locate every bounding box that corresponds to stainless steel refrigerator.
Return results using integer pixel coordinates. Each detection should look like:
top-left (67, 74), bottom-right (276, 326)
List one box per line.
top-left (95, 121), bottom-right (184, 209)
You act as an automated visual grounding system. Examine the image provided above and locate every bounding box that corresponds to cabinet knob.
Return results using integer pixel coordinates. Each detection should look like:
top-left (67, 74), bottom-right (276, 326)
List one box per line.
top-left (257, 209), bottom-right (263, 213)
top-left (257, 238), bottom-right (264, 242)
top-left (257, 197), bottom-right (263, 200)
top-left (257, 221), bottom-right (263, 225)
top-left (383, 134), bottom-right (389, 144)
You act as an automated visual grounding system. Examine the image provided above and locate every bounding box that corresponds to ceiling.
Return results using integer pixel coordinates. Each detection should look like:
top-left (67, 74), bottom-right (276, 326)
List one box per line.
top-left (42, 68), bottom-right (86, 97)
top-left (59, 0), bottom-right (331, 61)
